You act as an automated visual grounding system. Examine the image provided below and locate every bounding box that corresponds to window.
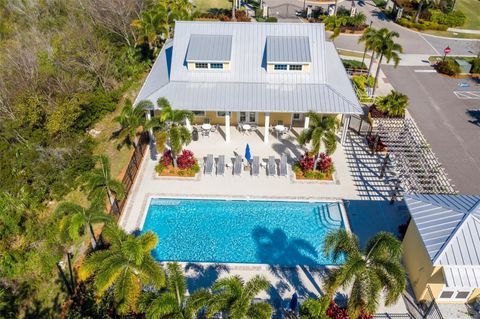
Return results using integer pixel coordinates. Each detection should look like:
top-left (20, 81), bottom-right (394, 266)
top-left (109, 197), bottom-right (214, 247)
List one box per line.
top-left (192, 111), bottom-right (206, 116)
top-left (439, 291), bottom-right (454, 299)
top-left (217, 111), bottom-right (227, 117)
top-left (293, 113), bottom-right (302, 120)
top-left (210, 63), bottom-right (224, 69)
top-left (274, 64), bottom-right (288, 70)
top-left (455, 291), bottom-right (470, 299)
top-left (289, 64), bottom-right (303, 71)
top-left (195, 63), bottom-right (208, 69)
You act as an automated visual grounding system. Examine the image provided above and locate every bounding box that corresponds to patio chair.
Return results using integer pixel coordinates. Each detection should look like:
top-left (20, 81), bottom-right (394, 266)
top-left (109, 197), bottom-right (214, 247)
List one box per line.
top-left (237, 123), bottom-right (244, 133)
top-left (251, 156), bottom-right (260, 176)
top-left (202, 129), bottom-right (210, 137)
top-left (216, 155), bottom-right (225, 176)
top-left (250, 124), bottom-right (257, 131)
top-left (233, 155), bottom-right (242, 176)
top-left (267, 156), bottom-right (276, 176)
top-left (279, 154), bottom-right (287, 177)
top-left (211, 124), bottom-right (219, 133)
top-left (204, 154), bottom-right (214, 175)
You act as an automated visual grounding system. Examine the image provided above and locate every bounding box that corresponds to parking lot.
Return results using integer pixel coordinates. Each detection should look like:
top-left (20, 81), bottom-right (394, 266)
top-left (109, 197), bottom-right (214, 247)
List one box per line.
top-left (382, 66), bottom-right (480, 194)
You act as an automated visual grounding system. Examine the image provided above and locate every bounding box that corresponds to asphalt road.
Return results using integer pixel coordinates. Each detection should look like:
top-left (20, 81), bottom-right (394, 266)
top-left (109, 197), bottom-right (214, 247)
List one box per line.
top-left (264, 0), bottom-right (480, 56)
top-left (382, 65), bottom-right (480, 194)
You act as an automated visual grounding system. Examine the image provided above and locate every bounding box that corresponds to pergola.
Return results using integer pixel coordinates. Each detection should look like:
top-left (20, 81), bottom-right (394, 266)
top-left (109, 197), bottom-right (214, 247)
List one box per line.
top-left (372, 118), bottom-right (456, 196)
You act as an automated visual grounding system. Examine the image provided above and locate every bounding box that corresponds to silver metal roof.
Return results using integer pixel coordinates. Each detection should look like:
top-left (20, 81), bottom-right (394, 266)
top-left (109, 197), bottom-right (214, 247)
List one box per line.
top-left (405, 194), bottom-right (480, 267)
top-left (443, 265), bottom-right (480, 289)
top-left (185, 34), bottom-right (232, 62)
top-left (266, 36), bottom-right (311, 63)
top-left (134, 21), bottom-right (361, 114)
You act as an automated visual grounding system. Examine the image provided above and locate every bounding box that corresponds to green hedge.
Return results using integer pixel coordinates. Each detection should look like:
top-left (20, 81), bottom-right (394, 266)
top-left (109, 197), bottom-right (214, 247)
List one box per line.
top-left (342, 59), bottom-right (367, 70)
top-left (397, 18), bottom-right (448, 31)
top-left (430, 9), bottom-right (466, 27)
top-left (471, 58), bottom-right (480, 74)
top-left (435, 60), bottom-right (461, 76)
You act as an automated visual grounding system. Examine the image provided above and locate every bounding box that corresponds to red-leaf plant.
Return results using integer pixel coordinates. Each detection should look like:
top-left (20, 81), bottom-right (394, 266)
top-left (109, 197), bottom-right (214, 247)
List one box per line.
top-left (176, 150), bottom-right (196, 170)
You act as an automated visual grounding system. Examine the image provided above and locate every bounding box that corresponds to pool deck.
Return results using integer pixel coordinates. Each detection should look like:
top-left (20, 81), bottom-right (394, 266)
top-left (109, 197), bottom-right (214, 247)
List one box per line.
top-left (118, 127), bottom-right (410, 316)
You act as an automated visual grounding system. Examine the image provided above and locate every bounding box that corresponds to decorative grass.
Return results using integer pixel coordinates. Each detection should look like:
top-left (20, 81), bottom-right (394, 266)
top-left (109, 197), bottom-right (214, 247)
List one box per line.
top-left (194, 0), bottom-right (231, 12)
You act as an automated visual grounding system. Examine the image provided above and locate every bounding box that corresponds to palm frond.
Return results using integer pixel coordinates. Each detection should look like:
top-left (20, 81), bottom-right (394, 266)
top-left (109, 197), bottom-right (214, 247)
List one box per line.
top-left (146, 292), bottom-right (178, 319)
top-left (323, 229), bottom-right (360, 262)
top-left (247, 302), bottom-right (272, 319)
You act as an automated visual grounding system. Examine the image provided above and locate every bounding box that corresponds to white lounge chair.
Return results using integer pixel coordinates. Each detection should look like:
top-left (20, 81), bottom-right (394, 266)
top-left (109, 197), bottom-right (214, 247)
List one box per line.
top-left (204, 154), bottom-right (214, 175)
top-left (217, 155), bottom-right (225, 176)
top-left (267, 156), bottom-right (276, 176)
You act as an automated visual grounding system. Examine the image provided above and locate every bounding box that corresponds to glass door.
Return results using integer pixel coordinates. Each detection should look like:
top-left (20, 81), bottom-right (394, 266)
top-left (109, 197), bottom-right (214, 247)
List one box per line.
top-left (239, 112), bottom-right (257, 123)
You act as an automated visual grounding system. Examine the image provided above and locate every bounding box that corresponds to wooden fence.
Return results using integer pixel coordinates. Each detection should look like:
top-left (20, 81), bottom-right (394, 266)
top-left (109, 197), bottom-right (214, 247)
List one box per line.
top-left (110, 132), bottom-right (150, 218)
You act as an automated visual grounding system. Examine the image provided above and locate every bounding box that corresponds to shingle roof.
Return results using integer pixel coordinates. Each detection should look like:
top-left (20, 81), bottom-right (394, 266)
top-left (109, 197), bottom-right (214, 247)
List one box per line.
top-left (266, 36), bottom-right (311, 63)
top-left (186, 35), bottom-right (232, 62)
top-left (134, 21), bottom-right (361, 115)
top-left (405, 194), bottom-right (480, 266)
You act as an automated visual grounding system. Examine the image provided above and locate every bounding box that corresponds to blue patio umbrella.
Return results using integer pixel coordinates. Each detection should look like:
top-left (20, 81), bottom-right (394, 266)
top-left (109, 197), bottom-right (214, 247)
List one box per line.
top-left (289, 292), bottom-right (298, 312)
top-left (245, 144), bottom-right (251, 162)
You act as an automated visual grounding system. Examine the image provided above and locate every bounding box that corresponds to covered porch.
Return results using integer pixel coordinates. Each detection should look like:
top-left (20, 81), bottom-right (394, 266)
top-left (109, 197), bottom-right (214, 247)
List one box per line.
top-left (148, 110), bottom-right (352, 145)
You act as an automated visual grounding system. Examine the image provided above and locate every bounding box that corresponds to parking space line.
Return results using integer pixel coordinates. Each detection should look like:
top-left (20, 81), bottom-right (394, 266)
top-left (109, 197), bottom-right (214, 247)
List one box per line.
top-left (454, 91), bottom-right (480, 99)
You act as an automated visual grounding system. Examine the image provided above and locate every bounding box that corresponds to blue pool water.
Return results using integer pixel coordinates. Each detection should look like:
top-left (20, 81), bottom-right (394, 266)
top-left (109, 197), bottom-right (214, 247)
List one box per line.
top-left (141, 198), bottom-right (345, 266)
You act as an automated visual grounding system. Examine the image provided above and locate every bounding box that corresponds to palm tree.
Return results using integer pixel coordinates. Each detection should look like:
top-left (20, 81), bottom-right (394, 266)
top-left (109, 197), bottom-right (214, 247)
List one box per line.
top-left (115, 99), bottom-right (151, 149)
top-left (358, 27), bottom-right (378, 76)
top-left (55, 201), bottom-right (112, 250)
top-left (139, 263), bottom-right (211, 319)
top-left (323, 16), bottom-right (348, 40)
top-left (298, 112), bottom-right (339, 160)
top-left (299, 295), bottom-right (330, 319)
top-left (323, 230), bottom-right (406, 318)
top-left (131, 7), bottom-right (170, 52)
top-left (371, 28), bottom-right (402, 96)
top-left (375, 90), bottom-right (409, 117)
top-left (413, 0), bottom-right (431, 23)
top-left (144, 98), bottom-right (193, 167)
top-left (81, 155), bottom-right (125, 209)
top-left (79, 223), bottom-right (165, 315)
top-left (207, 275), bottom-right (272, 319)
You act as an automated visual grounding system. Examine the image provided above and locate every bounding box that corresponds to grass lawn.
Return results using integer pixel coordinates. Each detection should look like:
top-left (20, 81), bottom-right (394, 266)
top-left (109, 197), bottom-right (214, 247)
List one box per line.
top-left (194, 0), bottom-right (231, 12)
top-left (422, 30), bottom-right (480, 39)
top-left (455, 0), bottom-right (480, 30)
top-left (338, 49), bottom-right (372, 59)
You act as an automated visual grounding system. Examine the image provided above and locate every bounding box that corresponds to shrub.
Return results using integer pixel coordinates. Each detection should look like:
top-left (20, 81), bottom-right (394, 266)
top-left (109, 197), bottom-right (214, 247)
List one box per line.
top-left (336, 6), bottom-right (351, 16)
top-left (430, 9), bottom-right (466, 27)
top-left (471, 58), bottom-right (480, 74)
top-left (266, 16), bottom-right (278, 22)
top-left (160, 150), bottom-right (173, 167)
top-left (342, 59), bottom-right (367, 70)
top-left (374, 90), bottom-right (409, 117)
top-left (299, 154), bottom-right (315, 171)
top-left (347, 12), bottom-right (367, 27)
top-left (177, 150), bottom-right (197, 170)
top-left (435, 60), bottom-right (460, 76)
top-left (317, 153), bottom-right (334, 175)
top-left (155, 163), bottom-right (165, 174)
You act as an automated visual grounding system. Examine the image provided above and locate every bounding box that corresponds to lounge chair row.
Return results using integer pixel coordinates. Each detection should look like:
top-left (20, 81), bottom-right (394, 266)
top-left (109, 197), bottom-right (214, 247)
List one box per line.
top-left (204, 154), bottom-right (288, 177)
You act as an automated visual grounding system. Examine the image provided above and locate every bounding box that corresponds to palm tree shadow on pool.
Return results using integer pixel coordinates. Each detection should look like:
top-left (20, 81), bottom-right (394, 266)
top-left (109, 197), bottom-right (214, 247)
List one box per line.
top-left (184, 263), bottom-right (230, 293)
top-left (252, 227), bottom-right (327, 306)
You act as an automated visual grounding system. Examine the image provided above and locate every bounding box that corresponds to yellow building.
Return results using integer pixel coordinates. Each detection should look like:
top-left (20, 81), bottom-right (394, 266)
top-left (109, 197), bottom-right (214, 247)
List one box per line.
top-left (403, 194), bottom-right (480, 304)
top-left (134, 21), bottom-right (363, 145)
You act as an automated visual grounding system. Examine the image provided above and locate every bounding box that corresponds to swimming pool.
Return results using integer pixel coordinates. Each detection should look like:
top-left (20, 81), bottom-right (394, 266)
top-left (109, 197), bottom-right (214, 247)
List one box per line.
top-left (141, 198), bottom-right (346, 266)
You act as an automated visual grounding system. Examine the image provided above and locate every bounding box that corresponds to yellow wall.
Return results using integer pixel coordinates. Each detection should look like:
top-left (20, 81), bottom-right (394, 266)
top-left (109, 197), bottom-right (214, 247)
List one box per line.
top-left (468, 288), bottom-right (480, 303)
top-left (193, 111), bottom-right (237, 125)
top-left (269, 112), bottom-right (292, 126)
top-left (192, 112), bottom-right (292, 126)
top-left (402, 221), bottom-right (440, 301)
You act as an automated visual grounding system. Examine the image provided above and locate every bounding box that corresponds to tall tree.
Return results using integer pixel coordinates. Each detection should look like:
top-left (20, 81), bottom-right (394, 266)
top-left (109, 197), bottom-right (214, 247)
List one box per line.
top-left (371, 28), bottom-right (402, 96)
top-left (115, 99), bottom-right (149, 149)
top-left (79, 223), bottom-right (165, 315)
top-left (358, 27), bottom-right (378, 76)
top-left (55, 201), bottom-right (112, 249)
top-left (139, 262), bottom-right (211, 319)
top-left (81, 155), bottom-right (125, 208)
top-left (298, 112), bottom-right (339, 159)
top-left (323, 230), bottom-right (406, 318)
top-left (144, 98), bottom-right (193, 167)
top-left (207, 275), bottom-right (272, 319)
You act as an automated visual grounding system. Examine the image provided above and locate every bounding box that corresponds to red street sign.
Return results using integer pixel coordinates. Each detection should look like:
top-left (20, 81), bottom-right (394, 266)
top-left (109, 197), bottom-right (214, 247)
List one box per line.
top-left (444, 46), bottom-right (451, 55)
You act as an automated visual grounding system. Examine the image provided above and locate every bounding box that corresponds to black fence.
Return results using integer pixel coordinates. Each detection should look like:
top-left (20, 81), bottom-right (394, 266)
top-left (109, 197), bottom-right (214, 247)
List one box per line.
top-left (110, 132), bottom-right (150, 218)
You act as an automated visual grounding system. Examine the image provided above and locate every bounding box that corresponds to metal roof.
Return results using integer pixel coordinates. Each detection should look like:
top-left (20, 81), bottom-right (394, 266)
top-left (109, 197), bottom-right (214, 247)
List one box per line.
top-left (266, 36), bottom-right (311, 63)
top-left (443, 265), bottom-right (480, 289)
top-left (134, 21), bottom-right (361, 114)
top-left (185, 34), bottom-right (232, 62)
top-left (405, 194), bottom-right (480, 266)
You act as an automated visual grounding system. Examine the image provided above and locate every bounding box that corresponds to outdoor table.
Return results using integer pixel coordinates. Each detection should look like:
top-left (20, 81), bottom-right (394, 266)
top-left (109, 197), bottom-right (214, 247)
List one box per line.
top-left (242, 124), bottom-right (251, 134)
top-left (202, 123), bottom-right (212, 130)
top-left (274, 125), bottom-right (285, 138)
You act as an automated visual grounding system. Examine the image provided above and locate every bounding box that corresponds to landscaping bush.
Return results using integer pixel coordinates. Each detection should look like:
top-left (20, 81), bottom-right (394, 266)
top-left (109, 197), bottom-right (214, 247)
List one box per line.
top-left (266, 16), bottom-right (278, 22)
top-left (430, 9), bottom-right (466, 27)
top-left (373, 90), bottom-right (409, 117)
top-left (177, 150), bottom-right (196, 170)
top-left (435, 60), bottom-right (460, 76)
top-left (471, 58), bottom-right (480, 74)
top-left (160, 150), bottom-right (173, 167)
top-left (342, 59), bottom-right (367, 70)
top-left (299, 154), bottom-right (315, 171)
top-left (317, 153), bottom-right (334, 175)
top-left (372, 0), bottom-right (387, 8)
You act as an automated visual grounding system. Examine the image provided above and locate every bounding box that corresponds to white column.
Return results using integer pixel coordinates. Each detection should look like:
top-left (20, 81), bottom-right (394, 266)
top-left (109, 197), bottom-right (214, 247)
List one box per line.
top-left (341, 115), bottom-right (351, 145)
top-left (185, 118), bottom-right (192, 132)
top-left (304, 116), bottom-right (310, 129)
top-left (264, 112), bottom-right (270, 143)
top-left (225, 112), bottom-right (231, 143)
top-left (146, 112), bottom-right (154, 141)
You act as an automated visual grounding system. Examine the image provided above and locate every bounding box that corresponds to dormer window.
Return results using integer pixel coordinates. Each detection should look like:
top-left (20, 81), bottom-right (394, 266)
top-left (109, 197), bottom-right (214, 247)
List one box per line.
top-left (266, 36), bottom-right (311, 73)
top-left (186, 34), bottom-right (232, 71)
